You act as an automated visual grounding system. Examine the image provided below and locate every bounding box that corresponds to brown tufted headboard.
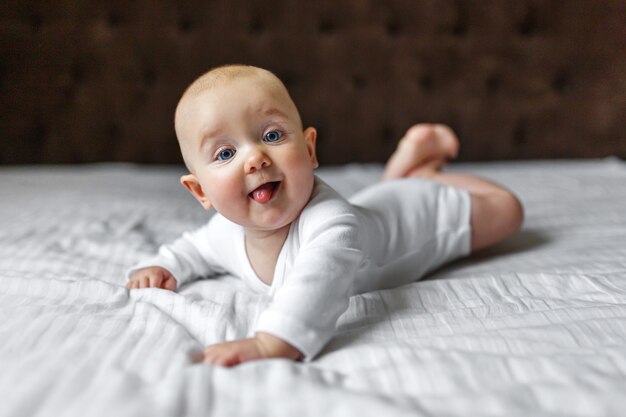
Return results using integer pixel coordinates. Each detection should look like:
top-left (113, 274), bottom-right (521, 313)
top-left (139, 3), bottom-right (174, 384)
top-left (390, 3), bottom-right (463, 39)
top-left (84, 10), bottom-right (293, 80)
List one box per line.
top-left (1, 0), bottom-right (625, 165)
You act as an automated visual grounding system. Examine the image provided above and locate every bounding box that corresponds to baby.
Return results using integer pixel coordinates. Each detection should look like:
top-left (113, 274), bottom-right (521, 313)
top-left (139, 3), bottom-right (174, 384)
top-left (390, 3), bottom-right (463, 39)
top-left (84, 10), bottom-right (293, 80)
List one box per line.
top-left (127, 65), bottom-right (523, 366)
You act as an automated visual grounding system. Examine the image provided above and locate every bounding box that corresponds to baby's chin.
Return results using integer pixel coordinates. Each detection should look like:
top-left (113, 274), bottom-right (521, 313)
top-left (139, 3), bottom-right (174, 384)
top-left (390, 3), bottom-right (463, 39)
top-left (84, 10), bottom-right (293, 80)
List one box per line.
top-left (237, 206), bottom-right (304, 234)
top-left (243, 215), bottom-right (298, 233)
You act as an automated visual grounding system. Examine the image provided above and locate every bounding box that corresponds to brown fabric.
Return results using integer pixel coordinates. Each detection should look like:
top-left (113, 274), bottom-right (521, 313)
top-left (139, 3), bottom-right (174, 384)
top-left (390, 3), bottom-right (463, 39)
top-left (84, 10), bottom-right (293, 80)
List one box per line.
top-left (1, 0), bottom-right (625, 165)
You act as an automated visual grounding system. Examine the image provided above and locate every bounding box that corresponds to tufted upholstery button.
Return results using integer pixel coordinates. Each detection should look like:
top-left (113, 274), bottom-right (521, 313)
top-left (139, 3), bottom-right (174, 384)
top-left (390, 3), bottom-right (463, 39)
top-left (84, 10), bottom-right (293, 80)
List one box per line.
top-left (248, 15), bottom-right (264, 34)
top-left (385, 19), bottom-right (402, 37)
top-left (62, 85), bottom-right (75, 107)
top-left (178, 16), bottom-right (196, 33)
top-left (352, 75), bottom-right (366, 90)
top-left (513, 118), bottom-right (528, 145)
top-left (518, 5), bottom-right (539, 36)
top-left (28, 13), bottom-right (43, 32)
top-left (107, 123), bottom-right (120, 141)
top-left (142, 67), bottom-right (157, 86)
top-left (107, 11), bottom-right (124, 28)
top-left (379, 125), bottom-right (396, 144)
top-left (451, 4), bottom-right (468, 37)
top-left (71, 62), bottom-right (84, 83)
top-left (418, 75), bottom-right (433, 93)
top-left (32, 121), bottom-right (47, 149)
top-left (318, 17), bottom-right (335, 34)
top-left (552, 70), bottom-right (572, 95)
top-left (485, 75), bottom-right (501, 94)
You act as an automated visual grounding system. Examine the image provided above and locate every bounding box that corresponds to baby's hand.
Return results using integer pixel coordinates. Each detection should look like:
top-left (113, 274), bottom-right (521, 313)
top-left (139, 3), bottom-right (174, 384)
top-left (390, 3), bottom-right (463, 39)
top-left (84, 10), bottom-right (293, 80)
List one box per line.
top-left (203, 332), bottom-right (303, 367)
top-left (127, 266), bottom-right (177, 291)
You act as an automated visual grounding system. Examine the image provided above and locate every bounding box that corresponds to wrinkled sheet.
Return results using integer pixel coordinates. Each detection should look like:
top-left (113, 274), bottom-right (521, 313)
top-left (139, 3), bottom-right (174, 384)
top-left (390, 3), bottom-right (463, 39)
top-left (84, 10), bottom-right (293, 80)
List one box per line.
top-left (1, 159), bottom-right (626, 417)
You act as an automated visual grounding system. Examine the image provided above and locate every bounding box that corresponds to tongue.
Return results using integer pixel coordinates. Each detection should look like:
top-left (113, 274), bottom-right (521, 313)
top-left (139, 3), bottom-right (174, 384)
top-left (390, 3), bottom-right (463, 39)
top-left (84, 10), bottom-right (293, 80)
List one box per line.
top-left (251, 183), bottom-right (274, 203)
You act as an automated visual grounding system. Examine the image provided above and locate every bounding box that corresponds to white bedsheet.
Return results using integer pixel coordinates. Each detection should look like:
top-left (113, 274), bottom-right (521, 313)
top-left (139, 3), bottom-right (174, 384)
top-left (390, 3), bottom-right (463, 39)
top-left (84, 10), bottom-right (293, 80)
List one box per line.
top-left (1, 159), bottom-right (626, 417)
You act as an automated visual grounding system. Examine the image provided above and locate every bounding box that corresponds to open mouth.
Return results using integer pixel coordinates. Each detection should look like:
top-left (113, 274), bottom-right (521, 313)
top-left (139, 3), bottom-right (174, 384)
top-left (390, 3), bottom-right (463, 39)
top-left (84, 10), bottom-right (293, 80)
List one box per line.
top-left (249, 181), bottom-right (281, 204)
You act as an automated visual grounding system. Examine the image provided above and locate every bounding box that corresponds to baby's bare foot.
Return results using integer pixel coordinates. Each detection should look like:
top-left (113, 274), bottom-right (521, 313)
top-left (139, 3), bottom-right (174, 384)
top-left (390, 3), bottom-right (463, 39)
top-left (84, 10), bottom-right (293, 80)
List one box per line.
top-left (383, 124), bottom-right (459, 179)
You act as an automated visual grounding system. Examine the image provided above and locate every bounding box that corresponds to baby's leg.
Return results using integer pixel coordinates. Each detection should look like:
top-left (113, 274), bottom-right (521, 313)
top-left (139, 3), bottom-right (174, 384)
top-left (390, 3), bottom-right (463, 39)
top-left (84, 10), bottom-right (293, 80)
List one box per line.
top-left (384, 123), bottom-right (524, 252)
top-left (383, 124), bottom-right (459, 180)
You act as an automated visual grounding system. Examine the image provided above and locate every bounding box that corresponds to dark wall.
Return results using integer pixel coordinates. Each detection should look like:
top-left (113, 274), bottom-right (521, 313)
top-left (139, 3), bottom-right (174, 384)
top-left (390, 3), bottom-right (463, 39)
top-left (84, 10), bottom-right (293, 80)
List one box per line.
top-left (1, 0), bottom-right (625, 165)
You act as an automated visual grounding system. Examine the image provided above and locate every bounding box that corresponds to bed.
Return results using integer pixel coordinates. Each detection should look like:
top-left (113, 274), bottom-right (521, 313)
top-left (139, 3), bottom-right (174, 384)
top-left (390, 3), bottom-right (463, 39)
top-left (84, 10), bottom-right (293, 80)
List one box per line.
top-left (1, 158), bottom-right (626, 417)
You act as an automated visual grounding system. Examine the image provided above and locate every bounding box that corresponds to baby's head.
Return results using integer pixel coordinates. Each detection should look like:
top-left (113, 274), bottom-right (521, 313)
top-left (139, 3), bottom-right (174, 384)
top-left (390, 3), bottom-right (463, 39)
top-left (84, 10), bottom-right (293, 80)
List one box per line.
top-left (174, 65), bottom-right (319, 233)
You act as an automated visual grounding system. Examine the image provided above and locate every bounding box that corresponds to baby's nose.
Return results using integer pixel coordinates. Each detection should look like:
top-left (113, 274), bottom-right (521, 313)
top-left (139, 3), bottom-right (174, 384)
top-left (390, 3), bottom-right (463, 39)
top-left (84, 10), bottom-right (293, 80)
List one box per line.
top-left (244, 146), bottom-right (271, 173)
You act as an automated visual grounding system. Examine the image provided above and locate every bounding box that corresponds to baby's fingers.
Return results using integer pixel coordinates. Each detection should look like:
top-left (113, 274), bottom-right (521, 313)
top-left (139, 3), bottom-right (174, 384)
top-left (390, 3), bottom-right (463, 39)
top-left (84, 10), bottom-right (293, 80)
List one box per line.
top-left (135, 275), bottom-right (149, 288)
top-left (162, 276), bottom-right (177, 291)
top-left (148, 274), bottom-right (164, 288)
top-left (204, 347), bottom-right (239, 367)
top-left (127, 269), bottom-right (176, 291)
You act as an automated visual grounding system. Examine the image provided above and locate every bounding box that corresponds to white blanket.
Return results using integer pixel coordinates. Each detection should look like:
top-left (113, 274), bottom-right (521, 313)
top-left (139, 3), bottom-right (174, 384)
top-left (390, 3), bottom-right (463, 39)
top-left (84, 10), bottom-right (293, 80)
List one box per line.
top-left (1, 159), bottom-right (626, 417)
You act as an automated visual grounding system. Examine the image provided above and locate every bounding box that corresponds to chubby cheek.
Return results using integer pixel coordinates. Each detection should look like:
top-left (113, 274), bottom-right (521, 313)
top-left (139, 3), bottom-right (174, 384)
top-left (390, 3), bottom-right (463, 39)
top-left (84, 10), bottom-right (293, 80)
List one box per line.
top-left (280, 148), bottom-right (316, 198)
top-left (280, 142), bottom-right (315, 170)
top-left (200, 171), bottom-right (245, 211)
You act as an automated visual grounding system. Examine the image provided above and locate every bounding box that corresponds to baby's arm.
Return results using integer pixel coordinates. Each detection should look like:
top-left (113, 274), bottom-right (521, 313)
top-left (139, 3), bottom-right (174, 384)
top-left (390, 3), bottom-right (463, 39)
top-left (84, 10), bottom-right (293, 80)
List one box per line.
top-left (126, 216), bottom-right (224, 290)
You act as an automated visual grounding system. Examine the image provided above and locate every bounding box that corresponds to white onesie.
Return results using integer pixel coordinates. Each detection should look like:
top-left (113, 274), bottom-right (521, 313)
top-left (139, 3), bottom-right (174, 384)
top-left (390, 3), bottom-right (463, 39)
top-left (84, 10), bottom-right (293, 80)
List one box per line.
top-left (128, 177), bottom-right (471, 359)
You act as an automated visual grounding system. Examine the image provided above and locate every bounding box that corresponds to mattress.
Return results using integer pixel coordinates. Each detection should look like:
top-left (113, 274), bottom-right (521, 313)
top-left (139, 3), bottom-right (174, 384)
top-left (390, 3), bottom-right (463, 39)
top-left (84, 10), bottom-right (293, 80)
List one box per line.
top-left (1, 159), bottom-right (626, 417)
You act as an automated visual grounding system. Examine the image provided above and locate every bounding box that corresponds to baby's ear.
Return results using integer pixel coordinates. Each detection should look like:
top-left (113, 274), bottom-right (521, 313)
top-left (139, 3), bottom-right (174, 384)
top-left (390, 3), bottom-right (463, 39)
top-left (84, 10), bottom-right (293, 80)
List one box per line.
top-left (180, 174), bottom-right (213, 210)
top-left (303, 127), bottom-right (319, 169)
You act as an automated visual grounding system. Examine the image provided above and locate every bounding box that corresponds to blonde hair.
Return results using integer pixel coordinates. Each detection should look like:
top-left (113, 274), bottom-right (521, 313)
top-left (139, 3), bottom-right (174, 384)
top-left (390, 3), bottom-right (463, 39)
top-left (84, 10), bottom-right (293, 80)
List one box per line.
top-left (182, 64), bottom-right (269, 98)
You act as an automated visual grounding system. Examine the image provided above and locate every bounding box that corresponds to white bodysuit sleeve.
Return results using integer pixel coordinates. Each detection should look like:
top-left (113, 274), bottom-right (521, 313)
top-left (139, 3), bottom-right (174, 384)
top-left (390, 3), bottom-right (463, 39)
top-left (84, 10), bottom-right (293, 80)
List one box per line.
top-left (126, 215), bottom-right (227, 287)
top-left (255, 184), bottom-right (362, 360)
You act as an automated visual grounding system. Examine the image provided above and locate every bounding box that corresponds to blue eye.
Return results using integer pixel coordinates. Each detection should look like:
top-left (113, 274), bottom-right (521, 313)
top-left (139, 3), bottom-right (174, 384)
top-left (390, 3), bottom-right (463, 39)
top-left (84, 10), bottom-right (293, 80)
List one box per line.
top-left (264, 130), bottom-right (282, 143)
top-left (217, 148), bottom-right (235, 161)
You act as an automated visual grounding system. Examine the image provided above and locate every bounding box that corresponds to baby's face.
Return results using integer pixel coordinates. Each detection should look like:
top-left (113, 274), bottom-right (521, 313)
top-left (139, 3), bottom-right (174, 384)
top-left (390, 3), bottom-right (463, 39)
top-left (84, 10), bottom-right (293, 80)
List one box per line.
top-left (177, 76), bottom-right (318, 233)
